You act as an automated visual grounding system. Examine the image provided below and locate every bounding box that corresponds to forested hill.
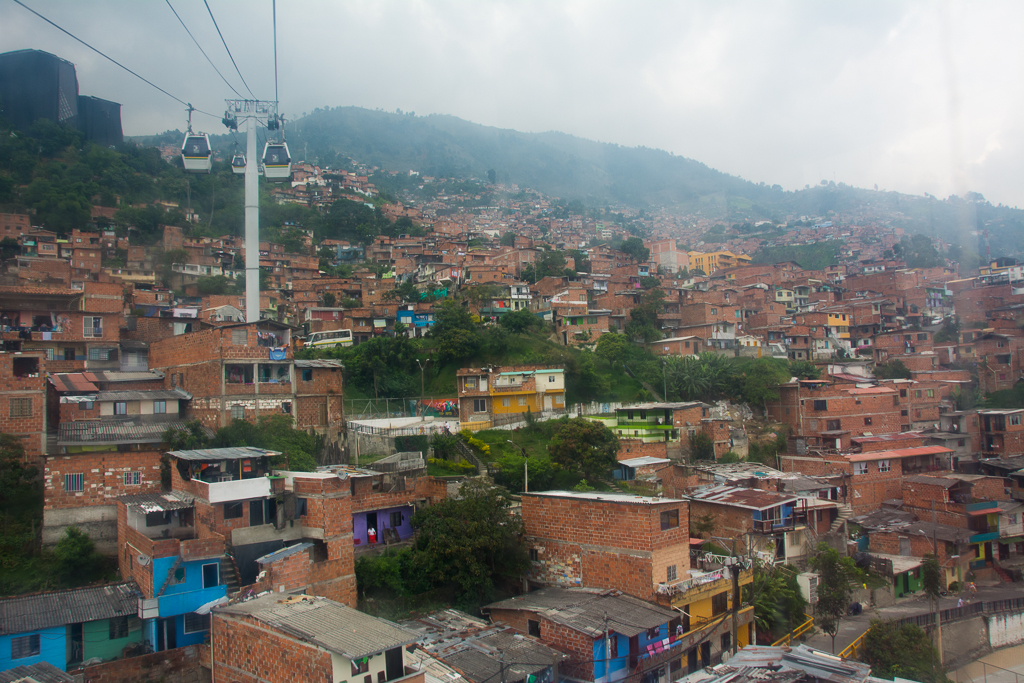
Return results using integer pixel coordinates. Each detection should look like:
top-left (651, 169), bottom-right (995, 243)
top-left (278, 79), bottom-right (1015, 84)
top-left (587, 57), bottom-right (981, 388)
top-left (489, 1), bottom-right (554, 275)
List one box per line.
top-left (282, 107), bottom-right (1024, 254)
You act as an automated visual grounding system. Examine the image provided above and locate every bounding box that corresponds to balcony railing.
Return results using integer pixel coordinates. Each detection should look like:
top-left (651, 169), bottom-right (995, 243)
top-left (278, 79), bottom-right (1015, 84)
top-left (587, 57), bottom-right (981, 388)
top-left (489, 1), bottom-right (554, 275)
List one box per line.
top-left (753, 512), bottom-right (808, 534)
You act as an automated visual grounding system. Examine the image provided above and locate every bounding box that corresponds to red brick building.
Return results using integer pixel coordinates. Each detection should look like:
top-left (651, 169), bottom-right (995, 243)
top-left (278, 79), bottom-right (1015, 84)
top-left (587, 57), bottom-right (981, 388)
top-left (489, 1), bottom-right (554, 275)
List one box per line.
top-left (521, 491), bottom-right (690, 601)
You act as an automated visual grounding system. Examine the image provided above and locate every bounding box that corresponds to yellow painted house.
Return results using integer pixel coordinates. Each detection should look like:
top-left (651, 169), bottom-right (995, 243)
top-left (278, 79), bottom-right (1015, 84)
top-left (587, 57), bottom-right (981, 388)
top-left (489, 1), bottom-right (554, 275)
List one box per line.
top-left (458, 365), bottom-right (566, 429)
top-left (687, 250), bottom-right (752, 275)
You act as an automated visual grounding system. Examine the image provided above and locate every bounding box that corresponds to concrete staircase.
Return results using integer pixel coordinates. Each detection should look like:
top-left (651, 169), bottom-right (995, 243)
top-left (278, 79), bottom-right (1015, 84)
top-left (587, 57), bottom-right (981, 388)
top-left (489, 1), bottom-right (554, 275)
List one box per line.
top-left (994, 565), bottom-right (1014, 583)
top-left (220, 555), bottom-right (240, 595)
top-left (829, 503), bottom-right (854, 534)
top-left (455, 440), bottom-right (486, 474)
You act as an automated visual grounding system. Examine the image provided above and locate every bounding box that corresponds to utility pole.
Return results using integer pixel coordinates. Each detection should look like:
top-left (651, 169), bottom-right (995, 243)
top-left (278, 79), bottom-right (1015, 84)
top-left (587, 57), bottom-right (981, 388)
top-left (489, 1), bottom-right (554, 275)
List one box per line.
top-left (730, 538), bottom-right (739, 656)
top-left (243, 110), bottom-right (259, 323)
top-left (932, 501), bottom-right (944, 664)
top-left (507, 439), bottom-right (528, 492)
top-left (604, 612), bottom-right (611, 681)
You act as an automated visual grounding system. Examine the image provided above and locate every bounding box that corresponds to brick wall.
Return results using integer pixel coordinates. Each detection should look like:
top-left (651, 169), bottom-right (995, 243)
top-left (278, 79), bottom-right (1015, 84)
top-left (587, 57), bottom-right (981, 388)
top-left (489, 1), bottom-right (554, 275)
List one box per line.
top-left (618, 440), bottom-right (668, 461)
top-left (849, 459), bottom-right (905, 514)
top-left (82, 644), bottom-right (201, 683)
top-left (0, 352), bottom-right (47, 462)
top-left (522, 494), bottom-right (689, 601)
top-left (487, 608), bottom-right (596, 681)
top-left (211, 612), bottom-right (332, 683)
top-left (44, 451), bottom-right (162, 509)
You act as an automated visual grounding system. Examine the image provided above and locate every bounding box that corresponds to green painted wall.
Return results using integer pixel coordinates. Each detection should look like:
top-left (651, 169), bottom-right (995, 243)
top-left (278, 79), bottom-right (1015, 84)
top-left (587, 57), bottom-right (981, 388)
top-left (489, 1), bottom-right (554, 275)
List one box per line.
top-left (82, 616), bottom-right (143, 662)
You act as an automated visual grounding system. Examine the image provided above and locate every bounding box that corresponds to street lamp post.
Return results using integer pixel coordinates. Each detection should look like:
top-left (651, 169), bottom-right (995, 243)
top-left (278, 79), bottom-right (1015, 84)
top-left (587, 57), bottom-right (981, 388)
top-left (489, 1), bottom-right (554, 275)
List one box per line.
top-left (415, 358), bottom-right (431, 412)
top-left (507, 439), bottom-right (528, 493)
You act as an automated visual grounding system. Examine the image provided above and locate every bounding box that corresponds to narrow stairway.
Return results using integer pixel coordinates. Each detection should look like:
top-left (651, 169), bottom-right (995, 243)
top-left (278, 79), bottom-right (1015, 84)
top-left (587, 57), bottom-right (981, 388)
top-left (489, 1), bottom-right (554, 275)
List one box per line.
top-left (220, 555), bottom-right (240, 595)
top-left (829, 503), bottom-right (854, 534)
top-left (994, 565), bottom-right (1014, 583)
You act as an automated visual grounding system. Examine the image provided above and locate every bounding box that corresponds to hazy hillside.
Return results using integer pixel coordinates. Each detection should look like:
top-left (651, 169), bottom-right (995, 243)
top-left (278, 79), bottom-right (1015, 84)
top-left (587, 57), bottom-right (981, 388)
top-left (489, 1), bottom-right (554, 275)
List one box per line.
top-left (132, 106), bottom-right (1024, 256)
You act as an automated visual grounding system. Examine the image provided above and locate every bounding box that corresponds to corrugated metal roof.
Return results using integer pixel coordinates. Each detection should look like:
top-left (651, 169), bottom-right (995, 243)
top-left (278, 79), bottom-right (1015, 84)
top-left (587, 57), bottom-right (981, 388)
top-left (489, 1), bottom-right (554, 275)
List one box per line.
top-left (686, 485), bottom-right (798, 510)
top-left (619, 457), bottom-right (671, 467)
top-left (0, 583), bottom-right (139, 635)
top-left (217, 593), bottom-right (417, 659)
top-left (49, 373), bottom-right (99, 393)
top-left (93, 370), bottom-right (164, 382)
top-left (293, 359), bottom-right (344, 368)
top-left (485, 587), bottom-right (678, 638)
top-left (524, 491), bottom-right (684, 505)
top-left (168, 446), bottom-right (280, 461)
top-left (119, 492), bottom-right (193, 513)
top-left (845, 446), bottom-right (952, 463)
top-left (0, 661), bottom-right (75, 683)
top-left (57, 418), bottom-right (208, 446)
top-left (257, 543), bottom-right (313, 565)
top-left (95, 388), bottom-right (191, 401)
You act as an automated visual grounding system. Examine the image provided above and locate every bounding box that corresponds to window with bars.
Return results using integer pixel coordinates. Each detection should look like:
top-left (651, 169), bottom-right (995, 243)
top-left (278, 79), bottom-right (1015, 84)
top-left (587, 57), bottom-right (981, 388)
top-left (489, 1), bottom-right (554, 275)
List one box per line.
top-left (667, 564), bottom-right (678, 581)
top-left (109, 616), bottom-right (129, 639)
top-left (9, 398), bottom-right (31, 418)
top-left (230, 405), bottom-right (245, 420)
top-left (123, 471), bottom-right (141, 486)
top-left (65, 473), bottom-right (84, 492)
top-left (183, 612), bottom-right (210, 634)
top-left (84, 316), bottom-right (103, 338)
top-left (11, 634), bottom-right (40, 659)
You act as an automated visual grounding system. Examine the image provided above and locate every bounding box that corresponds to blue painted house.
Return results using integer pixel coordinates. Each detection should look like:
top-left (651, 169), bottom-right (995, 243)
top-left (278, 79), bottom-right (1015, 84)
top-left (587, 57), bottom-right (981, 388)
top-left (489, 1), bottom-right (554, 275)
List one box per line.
top-left (0, 583), bottom-right (140, 672)
top-left (117, 493), bottom-right (231, 652)
top-left (486, 586), bottom-right (682, 683)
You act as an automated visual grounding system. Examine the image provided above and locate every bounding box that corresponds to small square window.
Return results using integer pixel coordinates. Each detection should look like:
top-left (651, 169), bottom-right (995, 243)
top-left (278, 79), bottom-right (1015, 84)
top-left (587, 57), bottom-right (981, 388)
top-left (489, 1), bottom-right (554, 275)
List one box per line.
top-left (528, 619), bottom-right (541, 637)
top-left (302, 369), bottom-right (313, 381)
top-left (65, 473), bottom-right (84, 492)
top-left (667, 564), bottom-right (678, 582)
top-left (529, 548), bottom-right (539, 562)
top-left (854, 462), bottom-right (869, 475)
top-left (224, 502), bottom-right (243, 519)
top-left (184, 612), bottom-right (210, 634)
top-left (152, 400), bottom-right (166, 414)
top-left (660, 509), bottom-right (679, 530)
top-left (114, 401), bottom-right (128, 415)
top-left (864, 417), bottom-right (872, 426)
top-left (123, 471), bottom-right (141, 486)
top-left (230, 405), bottom-right (245, 420)
top-left (109, 616), bottom-right (129, 640)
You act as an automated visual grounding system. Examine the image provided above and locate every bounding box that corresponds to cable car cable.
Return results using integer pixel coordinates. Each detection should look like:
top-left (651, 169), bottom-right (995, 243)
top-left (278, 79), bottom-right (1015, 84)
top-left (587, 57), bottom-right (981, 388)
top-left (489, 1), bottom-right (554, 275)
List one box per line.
top-left (165, 0), bottom-right (244, 99)
top-left (9, 0), bottom-right (220, 118)
top-left (203, 0), bottom-right (256, 99)
top-left (272, 0), bottom-right (279, 105)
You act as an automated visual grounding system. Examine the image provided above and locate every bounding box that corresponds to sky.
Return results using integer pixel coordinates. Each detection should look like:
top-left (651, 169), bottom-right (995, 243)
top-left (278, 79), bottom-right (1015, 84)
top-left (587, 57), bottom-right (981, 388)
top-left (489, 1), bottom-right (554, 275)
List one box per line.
top-left (3, 0), bottom-right (1023, 208)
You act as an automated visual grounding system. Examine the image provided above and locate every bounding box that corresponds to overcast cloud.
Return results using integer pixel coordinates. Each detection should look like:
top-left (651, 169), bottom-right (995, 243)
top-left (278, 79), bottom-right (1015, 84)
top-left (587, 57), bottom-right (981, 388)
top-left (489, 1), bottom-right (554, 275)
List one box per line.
top-left (3, 0), bottom-right (1022, 207)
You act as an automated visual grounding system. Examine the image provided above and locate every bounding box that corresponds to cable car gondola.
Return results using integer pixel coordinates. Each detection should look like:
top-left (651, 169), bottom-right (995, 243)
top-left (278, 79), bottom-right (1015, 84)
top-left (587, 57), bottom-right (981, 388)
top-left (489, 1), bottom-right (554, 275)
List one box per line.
top-left (262, 141), bottom-right (291, 181)
top-left (181, 133), bottom-right (212, 173)
top-left (231, 152), bottom-right (246, 175)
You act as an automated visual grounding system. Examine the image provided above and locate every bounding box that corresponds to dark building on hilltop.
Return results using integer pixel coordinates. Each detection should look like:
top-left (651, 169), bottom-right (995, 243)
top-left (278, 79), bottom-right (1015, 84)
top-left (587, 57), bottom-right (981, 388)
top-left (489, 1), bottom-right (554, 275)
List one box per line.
top-left (77, 95), bottom-right (122, 146)
top-left (0, 49), bottom-right (122, 145)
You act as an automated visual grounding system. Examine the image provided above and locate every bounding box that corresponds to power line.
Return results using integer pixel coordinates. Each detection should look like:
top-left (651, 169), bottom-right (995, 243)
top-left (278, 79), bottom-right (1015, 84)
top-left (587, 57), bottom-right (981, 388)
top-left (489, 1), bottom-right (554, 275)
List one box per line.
top-left (203, 0), bottom-right (256, 99)
top-left (9, 0), bottom-right (220, 119)
top-left (165, 0), bottom-right (243, 98)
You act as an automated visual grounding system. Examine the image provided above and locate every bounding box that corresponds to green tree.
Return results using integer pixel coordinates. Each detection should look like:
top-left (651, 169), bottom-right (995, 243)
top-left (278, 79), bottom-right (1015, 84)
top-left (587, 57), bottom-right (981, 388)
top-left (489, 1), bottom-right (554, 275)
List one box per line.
top-left (625, 288), bottom-right (664, 344)
top-left (500, 231), bottom-right (515, 246)
top-left (53, 527), bottom-right (104, 585)
top-left (410, 481), bottom-right (528, 600)
top-left (595, 331), bottom-right (634, 366)
top-left (620, 236), bottom-right (650, 263)
top-left (688, 431), bottom-right (715, 461)
top-left (788, 360), bottom-right (820, 380)
top-left (862, 620), bottom-right (947, 683)
top-left (207, 414), bottom-right (320, 471)
top-left (499, 308), bottom-right (539, 335)
top-left (321, 291), bottom-right (337, 307)
top-left (809, 544), bottom-right (865, 653)
top-left (875, 360), bottom-right (912, 380)
top-left (548, 418), bottom-right (619, 480)
top-left (691, 513), bottom-right (716, 539)
top-left (0, 237), bottom-right (19, 261)
top-left (735, 358), bottom-right (790, 413)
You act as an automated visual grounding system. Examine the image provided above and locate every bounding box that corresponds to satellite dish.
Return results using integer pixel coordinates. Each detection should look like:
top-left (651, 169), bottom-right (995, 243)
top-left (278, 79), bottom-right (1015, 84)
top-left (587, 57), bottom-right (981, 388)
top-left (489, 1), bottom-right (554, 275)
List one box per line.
top-left (137, 555), bottom-right (151, 566)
